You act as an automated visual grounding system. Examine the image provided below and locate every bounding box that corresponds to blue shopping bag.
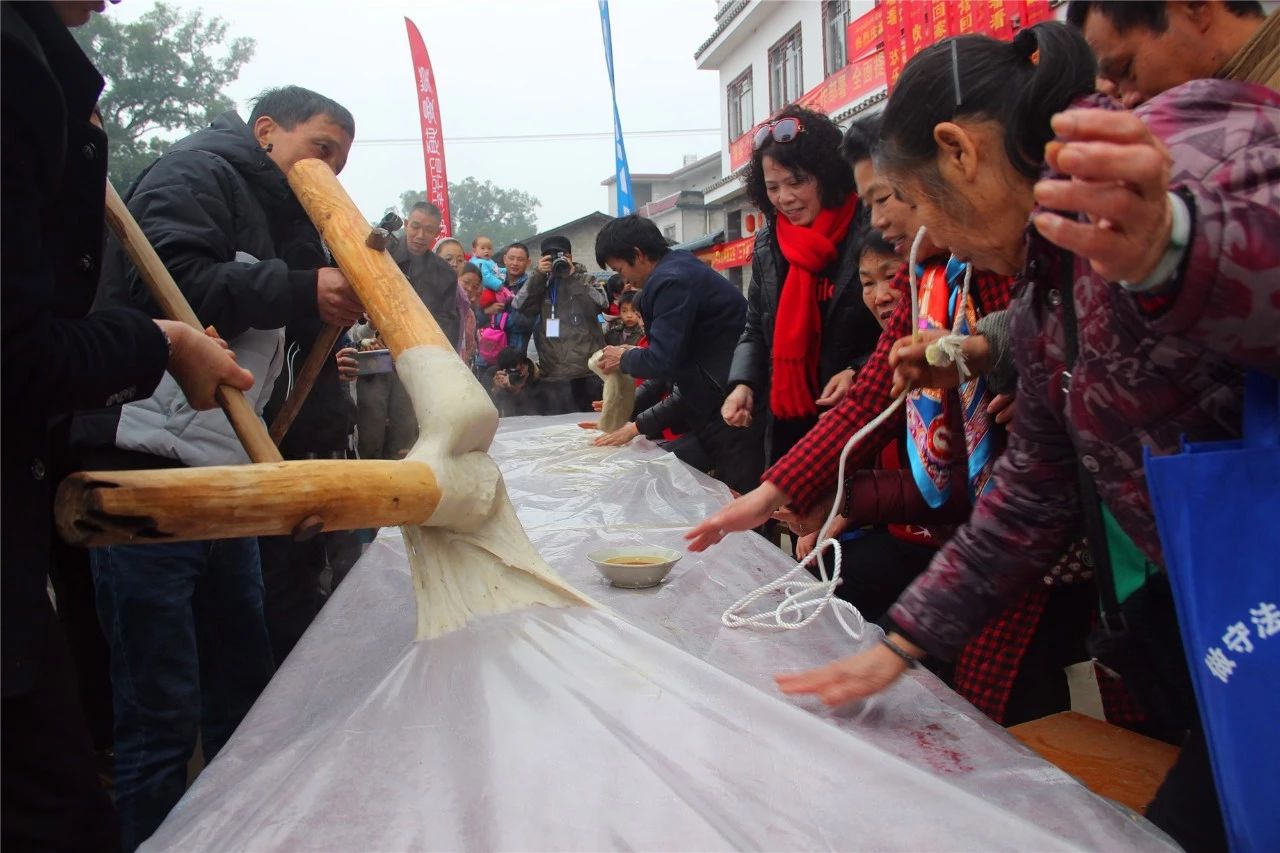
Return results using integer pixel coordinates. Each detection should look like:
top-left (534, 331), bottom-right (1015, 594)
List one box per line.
top-left (1145, 371), bottom-right (1280, 852)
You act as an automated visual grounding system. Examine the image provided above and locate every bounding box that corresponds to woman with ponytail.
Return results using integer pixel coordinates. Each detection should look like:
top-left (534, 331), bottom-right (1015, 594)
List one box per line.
top-left (761, 22), bottom-right (1279, 849)
top-left (721, 105), bottom-right (881, 465)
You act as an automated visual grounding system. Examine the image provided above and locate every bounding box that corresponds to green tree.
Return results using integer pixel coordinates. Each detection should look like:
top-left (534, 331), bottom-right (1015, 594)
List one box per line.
top-left (400, 178), bottom-right (540, 248)
top-left (73, 3), bottom-right (255, 187)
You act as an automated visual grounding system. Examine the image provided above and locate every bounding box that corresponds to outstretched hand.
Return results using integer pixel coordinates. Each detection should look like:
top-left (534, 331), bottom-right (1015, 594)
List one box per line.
top-left (685, 482), bottom-right (788, 552)
top-left (775, 636), bottom-right (921, 706)
top-left (1032, 109), bottom-right (1174, 285)
top-left (594, 422), bottom-right (639, 447)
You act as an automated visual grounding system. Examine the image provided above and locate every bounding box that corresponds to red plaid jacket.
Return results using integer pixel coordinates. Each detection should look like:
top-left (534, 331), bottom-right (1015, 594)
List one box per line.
top-left (764, 263), bottom-right (1016, 513)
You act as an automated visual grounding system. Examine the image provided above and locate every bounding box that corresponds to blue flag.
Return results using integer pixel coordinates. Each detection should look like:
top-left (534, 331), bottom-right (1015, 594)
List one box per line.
top-left (599, 0), bottom-right (634, 216)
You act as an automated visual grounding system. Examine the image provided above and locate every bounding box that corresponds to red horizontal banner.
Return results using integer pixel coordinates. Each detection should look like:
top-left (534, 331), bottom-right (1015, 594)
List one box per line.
top-left (730, 47), bottom-right (888, 171)
top-left (696, 236), bottom-right (753, 270)
top-left (847, 7), bottom-right (883, 60)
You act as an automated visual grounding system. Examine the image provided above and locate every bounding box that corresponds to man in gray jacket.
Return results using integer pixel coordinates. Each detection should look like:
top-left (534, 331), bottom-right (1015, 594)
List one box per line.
top-left (511, 235), bottom-right (606, 413)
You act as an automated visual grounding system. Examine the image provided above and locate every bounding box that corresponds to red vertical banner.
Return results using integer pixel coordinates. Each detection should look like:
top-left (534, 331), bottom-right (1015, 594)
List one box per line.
top-left (904, 0), bottom-right (931, 60)
top-left (881, 0), bottom-right (907, 89)
top-left (954, 0), bottom-right (976, 35)
top-left (1004, 0), bottom-right (1028, 33)
top-left (404, 18), bottom-right (452, 236)
top-left (930, 0), bottom-right (955, 43)
top-left (985, 0), bottom-right (1014, 39)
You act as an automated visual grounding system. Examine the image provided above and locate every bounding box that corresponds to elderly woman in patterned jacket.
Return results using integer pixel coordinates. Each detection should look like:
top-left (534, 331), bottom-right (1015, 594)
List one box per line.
top-left (738, 22), bottom-right (1278, 851)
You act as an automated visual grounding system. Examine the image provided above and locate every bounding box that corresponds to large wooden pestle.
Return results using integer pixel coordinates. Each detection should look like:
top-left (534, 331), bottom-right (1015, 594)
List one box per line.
top-left (57, 460), bottom-right (440, 546)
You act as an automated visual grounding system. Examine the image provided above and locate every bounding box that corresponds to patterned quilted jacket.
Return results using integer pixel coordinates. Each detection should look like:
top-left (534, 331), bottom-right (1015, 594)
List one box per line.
top-left (890, 79), bottom-right (1280, 659)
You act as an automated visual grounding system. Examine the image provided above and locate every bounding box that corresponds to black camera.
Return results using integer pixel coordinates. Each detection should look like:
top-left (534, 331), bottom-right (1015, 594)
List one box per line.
top-left (504, 367), bottom-right (526, 386)
top-left (546, 250), bottom-right (573, 276)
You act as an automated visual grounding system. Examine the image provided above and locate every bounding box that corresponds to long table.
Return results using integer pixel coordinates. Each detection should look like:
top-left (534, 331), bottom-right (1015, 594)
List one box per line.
top-left (143, 416), bottom-right (1174, 851)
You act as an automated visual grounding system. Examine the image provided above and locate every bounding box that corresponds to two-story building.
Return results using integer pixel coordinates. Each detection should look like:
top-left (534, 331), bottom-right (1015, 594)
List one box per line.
top-left (601, 152), bottom-right (726, 246)
top-left (695, 0), bottom-right (883, 291)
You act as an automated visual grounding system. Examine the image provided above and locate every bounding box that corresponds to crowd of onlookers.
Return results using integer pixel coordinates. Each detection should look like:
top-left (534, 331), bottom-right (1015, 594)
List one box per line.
top-left (4, 0), bottom-right (1277, 851)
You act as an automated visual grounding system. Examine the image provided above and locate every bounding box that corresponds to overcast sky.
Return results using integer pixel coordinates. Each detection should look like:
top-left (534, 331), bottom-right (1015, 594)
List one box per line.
top-left (105, 0), bottom-right (723, 231)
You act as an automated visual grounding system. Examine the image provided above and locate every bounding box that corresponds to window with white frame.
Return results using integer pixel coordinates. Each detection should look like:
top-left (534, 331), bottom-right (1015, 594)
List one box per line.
top-left (768, 26), bottom-right (803, 113)
top-left (727, 68), bottom-right (754, 139)
top-left (822, 0), bottom-right (850, 77)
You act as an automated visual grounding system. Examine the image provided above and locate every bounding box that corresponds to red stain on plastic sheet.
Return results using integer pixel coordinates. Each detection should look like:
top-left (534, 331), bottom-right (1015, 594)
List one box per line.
top-left (912, 723), bottom-right (974, 774)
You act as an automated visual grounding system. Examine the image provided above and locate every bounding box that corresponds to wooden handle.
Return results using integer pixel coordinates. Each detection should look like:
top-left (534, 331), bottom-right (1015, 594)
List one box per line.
top-left (287, 159), bottom-right (454, 356)
top-left (104, 181), bottom-right (283, 464)
top-left (56, 460), bottom-right (441, 547)
top-left (269, 323), bottom-right (344, 445)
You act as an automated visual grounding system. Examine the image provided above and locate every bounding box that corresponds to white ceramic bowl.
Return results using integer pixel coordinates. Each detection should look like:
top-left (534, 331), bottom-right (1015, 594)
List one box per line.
top-left (586, 546), bottom-right (682, 589)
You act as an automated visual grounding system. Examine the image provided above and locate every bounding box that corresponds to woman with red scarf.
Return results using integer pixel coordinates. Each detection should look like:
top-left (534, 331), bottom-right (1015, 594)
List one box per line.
top-left (721, 105), bottom-right (881, 465)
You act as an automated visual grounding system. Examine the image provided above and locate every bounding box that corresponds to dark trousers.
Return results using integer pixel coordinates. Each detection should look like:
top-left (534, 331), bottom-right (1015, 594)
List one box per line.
top-left (90, 538), bottom-right (275, 852)
top-left (664, 415), bottom-right (766, 495)
top-left (48, 535), bottom-right (114, 751)
top-left (820, 529), bottom-right (938, 623)
top-left (1, 602), bottom-right (117, 852)
top-left (539, 375), bottom-right (604, 415)
top-left (259, 530), bottom-right (362, 663)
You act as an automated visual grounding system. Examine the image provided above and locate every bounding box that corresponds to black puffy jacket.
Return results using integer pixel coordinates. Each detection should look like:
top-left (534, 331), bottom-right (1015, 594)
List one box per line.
top-left (76, 111), bottom-right (329, 463)
top-left (94, 111), bottom-right (324, 337)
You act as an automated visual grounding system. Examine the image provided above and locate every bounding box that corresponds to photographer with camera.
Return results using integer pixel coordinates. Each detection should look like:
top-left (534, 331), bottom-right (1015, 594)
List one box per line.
top-left (511, 235), bottom-right (607, 413)
top-left (487, 347), bottom-right (546, 417)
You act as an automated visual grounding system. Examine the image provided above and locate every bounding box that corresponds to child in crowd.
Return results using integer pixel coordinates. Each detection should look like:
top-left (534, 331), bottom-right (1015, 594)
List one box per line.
top-left (603, 273), bottom-right (625, 316)
top-left (470, 236), bottom-right (506, 290)
top-left (605, 290), bottom-right (645, 347)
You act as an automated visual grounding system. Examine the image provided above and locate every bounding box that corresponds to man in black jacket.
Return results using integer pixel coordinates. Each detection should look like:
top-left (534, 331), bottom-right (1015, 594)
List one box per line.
top-left (1, 2), bottom-right (252, 848)
top-left (593, 215), bottom-right (765, 493)
top-left (354, 201), bottom-right (459, 460)
top-left (77, 85), bottom-right (359, 851)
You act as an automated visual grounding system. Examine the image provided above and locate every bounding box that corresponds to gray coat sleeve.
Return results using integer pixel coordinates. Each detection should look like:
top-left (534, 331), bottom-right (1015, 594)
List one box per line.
top-left (975, 309), bottom-right (1017, 396)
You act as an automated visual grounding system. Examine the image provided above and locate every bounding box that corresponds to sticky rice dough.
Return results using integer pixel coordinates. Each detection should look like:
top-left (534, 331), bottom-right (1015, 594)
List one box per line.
top-left (588, 349), bottom-right (636, 433)
top-left (397, 346), bottom-right (595, 639)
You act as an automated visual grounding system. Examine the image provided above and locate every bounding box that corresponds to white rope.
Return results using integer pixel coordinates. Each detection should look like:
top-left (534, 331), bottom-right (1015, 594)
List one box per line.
top-left (720, 227), bottom-right (929, 643)
top-left (922, 262), bottom-right (975, 381)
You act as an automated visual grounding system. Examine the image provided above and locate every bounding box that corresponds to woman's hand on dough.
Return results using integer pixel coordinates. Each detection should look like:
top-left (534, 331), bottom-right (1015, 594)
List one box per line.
top-left (685, 481), bottom-right (788, 552)
top-left (577, 420), bottom-right (598, 430)
top-left (594, 422), bottom-right (639, 447)
top-left (815, 368), bottom-right (855, 407)
top-left (775, 635), bottom-right (921, 706)
top-left (721, 384), bottom-right (754, 427)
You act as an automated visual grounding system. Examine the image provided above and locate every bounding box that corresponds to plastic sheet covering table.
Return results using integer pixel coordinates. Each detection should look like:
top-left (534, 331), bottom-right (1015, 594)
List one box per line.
top-left (144, 416), bottom-right (1176, 851)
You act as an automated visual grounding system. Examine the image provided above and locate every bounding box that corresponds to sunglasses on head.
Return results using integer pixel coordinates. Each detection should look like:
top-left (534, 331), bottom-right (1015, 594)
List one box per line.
top-left (753, 117), bottom-right (805, 150)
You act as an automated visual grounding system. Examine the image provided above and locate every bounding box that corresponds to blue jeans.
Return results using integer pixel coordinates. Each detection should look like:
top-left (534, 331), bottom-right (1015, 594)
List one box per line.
top-left (90, 538), bottom-right (274, 851)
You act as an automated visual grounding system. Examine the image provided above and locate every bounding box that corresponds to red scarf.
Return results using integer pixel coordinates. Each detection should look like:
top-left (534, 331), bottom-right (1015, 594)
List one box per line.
top-left (770, 195), bottom-right (857, 418)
